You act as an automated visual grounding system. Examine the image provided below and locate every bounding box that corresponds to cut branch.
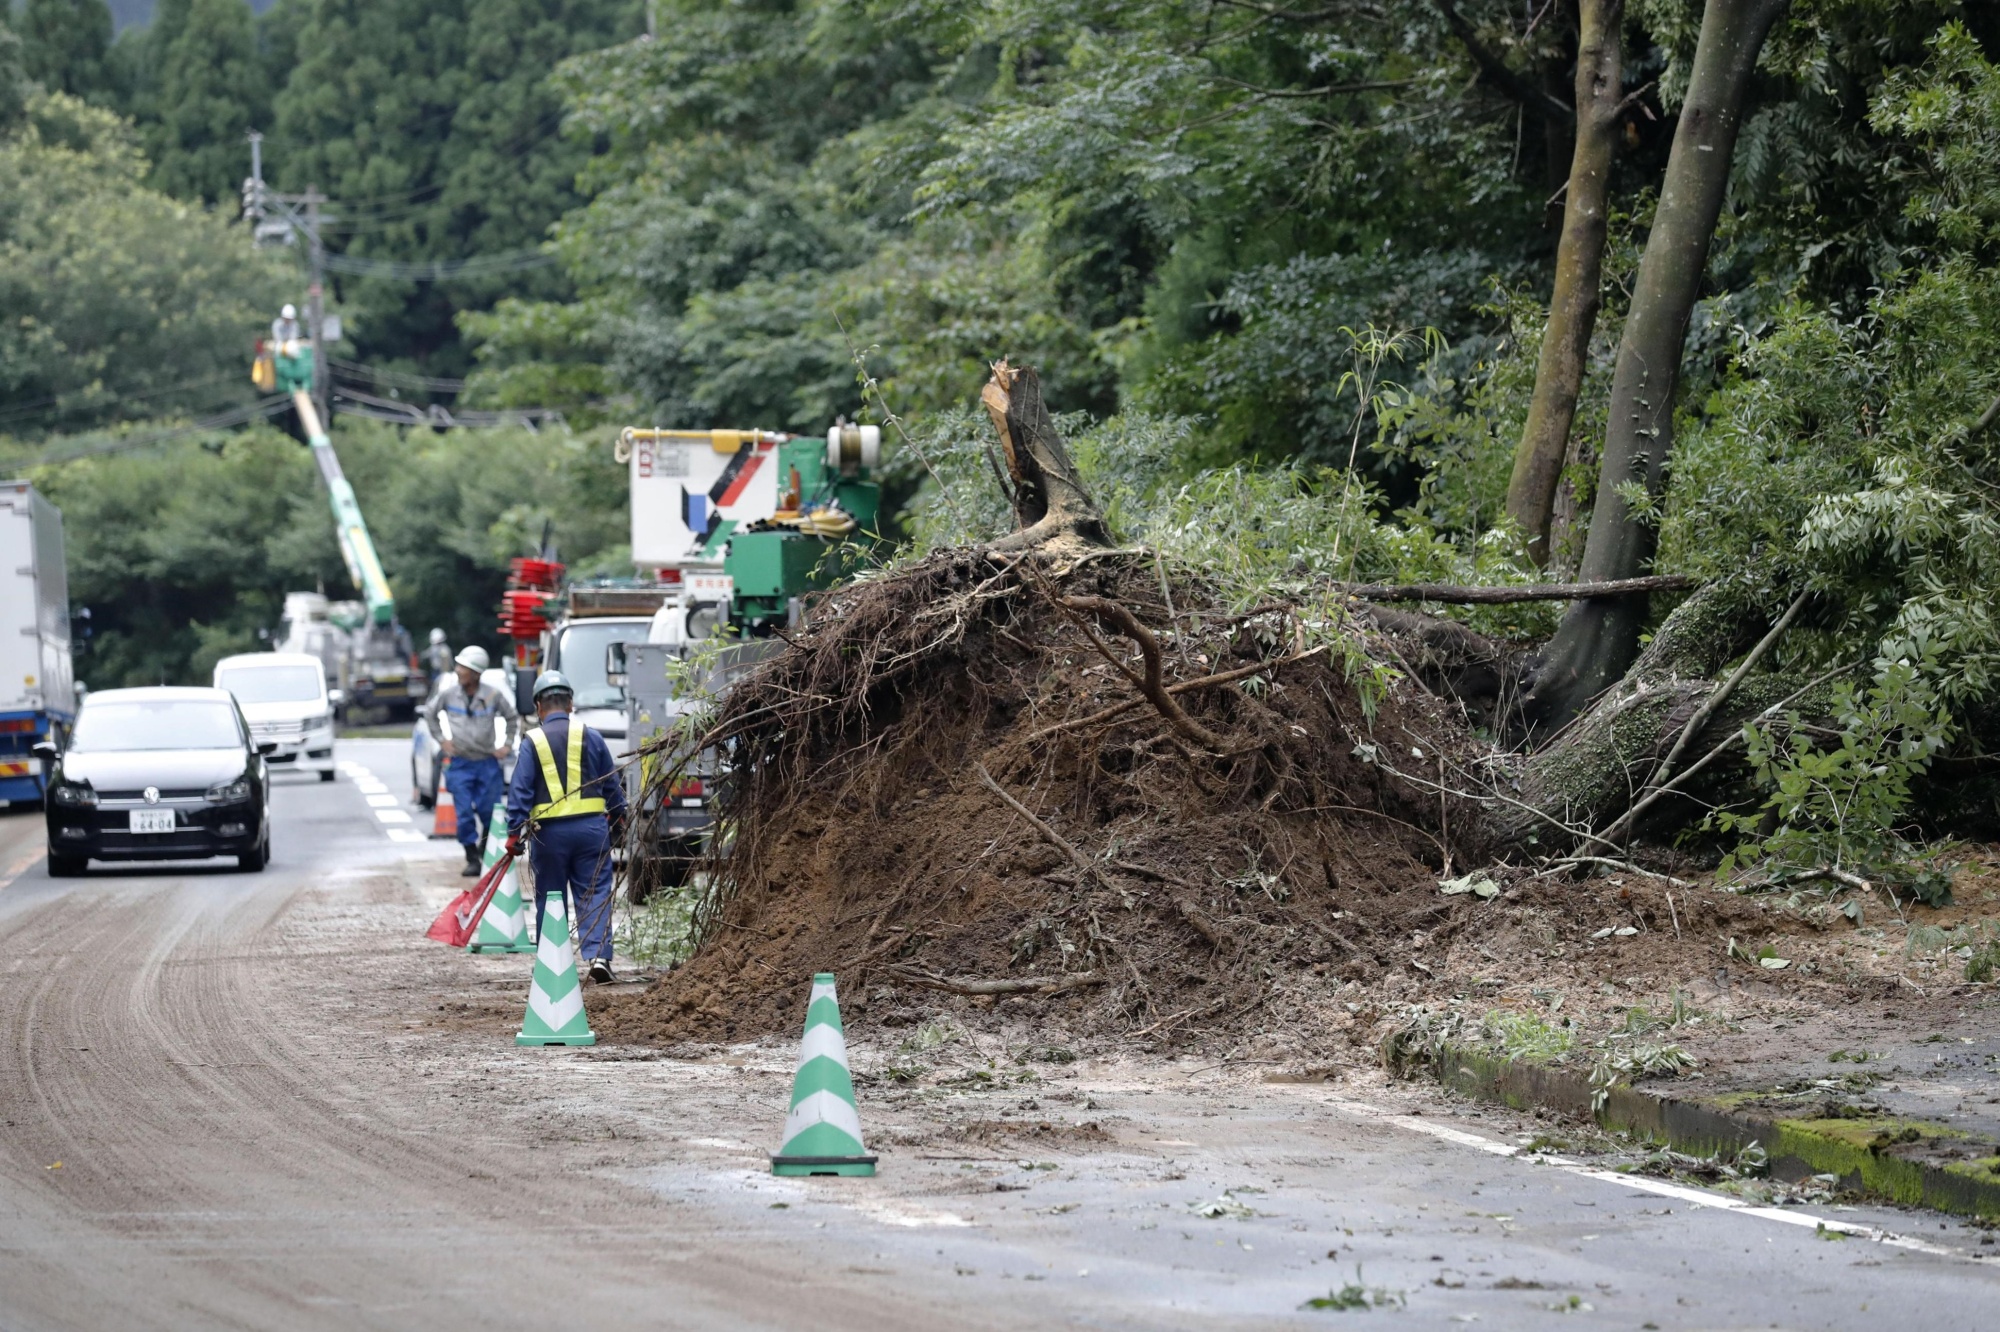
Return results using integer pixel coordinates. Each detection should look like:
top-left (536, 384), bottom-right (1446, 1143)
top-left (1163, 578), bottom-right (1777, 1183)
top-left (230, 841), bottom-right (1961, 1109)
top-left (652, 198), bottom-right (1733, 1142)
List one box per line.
top-left (981, 361), bottom-right (1111, 553)
top-left (1347, 574), bottom-right (1694, 604)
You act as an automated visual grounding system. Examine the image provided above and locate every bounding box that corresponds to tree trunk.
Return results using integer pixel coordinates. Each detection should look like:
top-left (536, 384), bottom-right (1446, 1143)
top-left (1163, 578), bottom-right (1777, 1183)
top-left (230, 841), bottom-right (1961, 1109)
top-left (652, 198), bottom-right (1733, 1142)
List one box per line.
top-left (1494, 584), bottom-right (1797, 850)
top-left (1506, 0), bottom-right (1624, 566)
top-left (981, 360), bottom-right (1112, 553)
top-left (1522, 0), bottom-right (1791, 734)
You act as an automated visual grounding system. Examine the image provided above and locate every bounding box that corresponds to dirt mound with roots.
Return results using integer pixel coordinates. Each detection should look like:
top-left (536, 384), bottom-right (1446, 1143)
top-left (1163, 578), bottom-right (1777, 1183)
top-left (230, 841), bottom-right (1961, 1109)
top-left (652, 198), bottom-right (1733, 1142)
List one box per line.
top-left (596, 547), bottom-right (1492, 1046)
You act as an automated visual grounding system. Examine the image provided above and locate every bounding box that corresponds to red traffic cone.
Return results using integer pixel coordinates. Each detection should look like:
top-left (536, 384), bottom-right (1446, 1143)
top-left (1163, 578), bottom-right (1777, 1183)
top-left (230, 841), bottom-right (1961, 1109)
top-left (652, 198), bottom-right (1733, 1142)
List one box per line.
top-left (430, 759), bottom-right (458, 840)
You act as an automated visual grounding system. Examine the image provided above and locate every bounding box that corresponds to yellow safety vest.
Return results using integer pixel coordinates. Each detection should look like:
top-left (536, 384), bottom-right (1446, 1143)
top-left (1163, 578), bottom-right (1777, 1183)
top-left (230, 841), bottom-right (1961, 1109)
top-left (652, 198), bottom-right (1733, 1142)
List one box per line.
top-left (527, 720), bottom-right (606, 820)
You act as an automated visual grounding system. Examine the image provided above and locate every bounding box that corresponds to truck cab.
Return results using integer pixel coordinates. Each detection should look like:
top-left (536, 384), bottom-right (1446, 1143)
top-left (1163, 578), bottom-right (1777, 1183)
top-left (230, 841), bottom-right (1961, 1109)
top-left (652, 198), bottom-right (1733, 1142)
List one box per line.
top-left (532, 587), bottom-right (669, 759)
top-left (0, 481), bottom-right (75, 806)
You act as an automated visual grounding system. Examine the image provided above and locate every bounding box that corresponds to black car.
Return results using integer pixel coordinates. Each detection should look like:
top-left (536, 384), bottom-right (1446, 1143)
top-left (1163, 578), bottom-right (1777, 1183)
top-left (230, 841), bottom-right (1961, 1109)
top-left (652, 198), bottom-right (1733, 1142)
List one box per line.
top-left (35, 686), bottom-right (275, 875)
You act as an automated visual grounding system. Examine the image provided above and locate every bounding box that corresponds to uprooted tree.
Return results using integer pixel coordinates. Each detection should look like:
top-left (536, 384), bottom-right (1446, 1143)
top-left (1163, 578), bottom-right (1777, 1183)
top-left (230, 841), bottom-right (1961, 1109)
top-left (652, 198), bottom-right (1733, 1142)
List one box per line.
top-left (614, 354), bottom-right (1871, 1042)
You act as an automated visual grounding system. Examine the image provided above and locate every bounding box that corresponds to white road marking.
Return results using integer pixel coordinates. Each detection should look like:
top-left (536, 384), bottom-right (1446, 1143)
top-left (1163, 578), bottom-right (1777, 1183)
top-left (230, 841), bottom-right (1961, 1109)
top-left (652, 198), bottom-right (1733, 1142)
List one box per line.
top-left (364, 794), bottom-right (398, 808)
top-left (374, 810), bottom-right (414, 825)
top-left (386, 829), bottom-right (427, 843)
top-left (1317, 1094), bottom-right (1992, 1265)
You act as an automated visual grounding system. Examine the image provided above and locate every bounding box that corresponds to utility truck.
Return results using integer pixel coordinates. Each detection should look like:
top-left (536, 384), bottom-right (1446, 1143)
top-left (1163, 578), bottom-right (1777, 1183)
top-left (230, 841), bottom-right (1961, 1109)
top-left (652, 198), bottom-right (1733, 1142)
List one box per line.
top-left (492, 423), bottom-right (884, 895)
top-left (0, 481), bottom-right (76, 806)
top-left (630, 424), bottom-right (884, 892)
top-left (259, 367), bottom-right (424, 720)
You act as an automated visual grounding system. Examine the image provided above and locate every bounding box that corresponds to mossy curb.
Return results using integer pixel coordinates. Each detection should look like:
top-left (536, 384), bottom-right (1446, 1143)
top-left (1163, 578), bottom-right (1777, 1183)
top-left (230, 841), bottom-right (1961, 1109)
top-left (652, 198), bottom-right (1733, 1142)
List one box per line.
top-left (1409, 1043), bottom-right (2000, 1222)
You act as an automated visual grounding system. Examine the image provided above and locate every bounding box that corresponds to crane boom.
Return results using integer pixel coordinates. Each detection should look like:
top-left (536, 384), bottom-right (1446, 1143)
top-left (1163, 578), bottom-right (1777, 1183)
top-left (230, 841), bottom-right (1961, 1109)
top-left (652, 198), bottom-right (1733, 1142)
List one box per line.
top-left (292, 390), bottom-right (395, 626)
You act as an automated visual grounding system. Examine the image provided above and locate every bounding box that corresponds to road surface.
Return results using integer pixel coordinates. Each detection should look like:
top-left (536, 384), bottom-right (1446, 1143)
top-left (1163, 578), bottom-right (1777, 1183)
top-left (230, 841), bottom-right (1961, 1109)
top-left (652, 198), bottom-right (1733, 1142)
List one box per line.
top-left (0, 739), bottom-right (1995, 1329)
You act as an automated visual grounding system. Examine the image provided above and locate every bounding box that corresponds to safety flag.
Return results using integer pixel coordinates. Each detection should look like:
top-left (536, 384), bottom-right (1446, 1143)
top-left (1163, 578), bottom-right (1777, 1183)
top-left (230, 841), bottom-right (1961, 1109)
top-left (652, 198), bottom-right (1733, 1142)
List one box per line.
top-left (424, 851), bottom-right (516, 948)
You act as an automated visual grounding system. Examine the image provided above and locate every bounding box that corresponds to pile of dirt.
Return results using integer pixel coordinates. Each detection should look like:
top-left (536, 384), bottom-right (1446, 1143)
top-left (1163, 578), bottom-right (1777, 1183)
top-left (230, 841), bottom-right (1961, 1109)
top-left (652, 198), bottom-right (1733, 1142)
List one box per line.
top-left (598, 546), bottom-right (1490, 1046)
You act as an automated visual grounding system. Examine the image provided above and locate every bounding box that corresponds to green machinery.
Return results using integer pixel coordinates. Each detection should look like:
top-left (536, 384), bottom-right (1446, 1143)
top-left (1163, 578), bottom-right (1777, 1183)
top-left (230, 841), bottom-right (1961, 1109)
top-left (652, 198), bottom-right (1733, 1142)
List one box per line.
top-left (722, 434), bottom-right (881, 626)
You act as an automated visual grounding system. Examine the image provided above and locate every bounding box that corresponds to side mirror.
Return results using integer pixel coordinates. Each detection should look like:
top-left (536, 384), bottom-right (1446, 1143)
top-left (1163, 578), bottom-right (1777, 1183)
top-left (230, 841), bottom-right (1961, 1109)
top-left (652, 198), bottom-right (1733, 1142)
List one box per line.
top-left (256, 740), bottom-right (280, 757)
top-left (31, 741), bottom-right (59, 762)
top-left (606, 641), bottom-right (629, 687)
top-left (327, 688), bottom-right (347, 708)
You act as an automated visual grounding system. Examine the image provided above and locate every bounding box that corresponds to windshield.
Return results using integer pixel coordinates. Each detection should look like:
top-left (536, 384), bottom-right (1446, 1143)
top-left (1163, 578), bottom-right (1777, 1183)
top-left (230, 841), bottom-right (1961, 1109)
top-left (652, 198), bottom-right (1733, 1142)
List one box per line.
top-left (70, 700), bottom-right (244, 752)
top-left (216, 664), bottom-right (323, 705)
top-left (556, 622), bottom-right (649, 709)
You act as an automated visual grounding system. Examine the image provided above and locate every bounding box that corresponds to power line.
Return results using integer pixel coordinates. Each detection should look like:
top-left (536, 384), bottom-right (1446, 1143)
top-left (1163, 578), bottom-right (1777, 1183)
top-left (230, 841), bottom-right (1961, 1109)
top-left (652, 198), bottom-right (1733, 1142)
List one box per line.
top-left (331, 386), bottom-right (567, 432)
top-left (319, 248), bottom-right (559, 281)
top-left (329, 357), bottom-right (467, 395)
top-left (0, 372), bottom-right (245, 431)
top-left (29, 396), bottom-right (295, 466)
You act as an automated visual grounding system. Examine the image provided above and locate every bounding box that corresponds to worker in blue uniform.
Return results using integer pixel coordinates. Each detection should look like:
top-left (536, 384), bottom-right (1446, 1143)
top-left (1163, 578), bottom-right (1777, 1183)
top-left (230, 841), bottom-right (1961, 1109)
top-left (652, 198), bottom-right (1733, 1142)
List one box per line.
top-left (505, 670), bottom-right (629, 983)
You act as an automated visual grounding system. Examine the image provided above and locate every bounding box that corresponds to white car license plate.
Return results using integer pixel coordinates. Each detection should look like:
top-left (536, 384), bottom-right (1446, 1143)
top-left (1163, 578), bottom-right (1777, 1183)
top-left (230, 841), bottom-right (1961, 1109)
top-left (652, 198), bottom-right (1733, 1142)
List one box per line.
top-left (129, 809), bottom-right (176, 834)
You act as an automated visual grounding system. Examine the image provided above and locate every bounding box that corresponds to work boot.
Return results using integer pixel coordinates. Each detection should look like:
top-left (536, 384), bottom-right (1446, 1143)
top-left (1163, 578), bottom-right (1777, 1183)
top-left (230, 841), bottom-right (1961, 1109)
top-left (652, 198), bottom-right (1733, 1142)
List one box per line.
top-left (589, 958), bottom-right (615, 984)
top-left (460, 845), bottom-right (481, 877)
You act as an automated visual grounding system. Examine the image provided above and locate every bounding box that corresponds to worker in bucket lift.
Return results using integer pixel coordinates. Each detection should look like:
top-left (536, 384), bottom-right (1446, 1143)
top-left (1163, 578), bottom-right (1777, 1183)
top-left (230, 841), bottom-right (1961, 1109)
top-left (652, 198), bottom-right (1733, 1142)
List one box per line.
top-left (505, 670), bottom-right (627, 984)
top-left (271, 302), bottom-right (301, 348)
top-left (421, 644), bottom-right (521, 877)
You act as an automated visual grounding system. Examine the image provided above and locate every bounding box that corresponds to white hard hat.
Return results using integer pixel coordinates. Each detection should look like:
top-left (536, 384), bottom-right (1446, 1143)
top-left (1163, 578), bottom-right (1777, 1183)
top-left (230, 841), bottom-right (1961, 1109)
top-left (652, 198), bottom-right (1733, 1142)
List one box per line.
top-left (454, 645), bottom-right (490, 672)
top-left (281, 303), bottom-right (296, 319)
top-left (429, 627), bottom-right (447, 644)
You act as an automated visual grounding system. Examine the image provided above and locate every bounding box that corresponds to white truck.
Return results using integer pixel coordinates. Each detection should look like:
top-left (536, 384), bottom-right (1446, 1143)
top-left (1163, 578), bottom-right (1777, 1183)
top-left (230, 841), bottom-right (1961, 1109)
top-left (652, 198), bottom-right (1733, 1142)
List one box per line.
top-left (0, 481), bottom-right (76, 805)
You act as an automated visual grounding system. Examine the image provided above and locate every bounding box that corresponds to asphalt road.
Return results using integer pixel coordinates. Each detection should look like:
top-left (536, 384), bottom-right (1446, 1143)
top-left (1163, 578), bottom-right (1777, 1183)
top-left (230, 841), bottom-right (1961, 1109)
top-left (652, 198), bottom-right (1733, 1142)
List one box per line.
top-left (0, 739), bottom-right (1996, 1330)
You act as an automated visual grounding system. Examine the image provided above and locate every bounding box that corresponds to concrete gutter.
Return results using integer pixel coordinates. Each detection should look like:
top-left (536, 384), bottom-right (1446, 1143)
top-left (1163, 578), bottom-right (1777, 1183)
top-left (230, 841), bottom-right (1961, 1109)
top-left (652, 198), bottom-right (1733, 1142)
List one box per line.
top-left (1407, 1043), bottom-right (2000, 1222)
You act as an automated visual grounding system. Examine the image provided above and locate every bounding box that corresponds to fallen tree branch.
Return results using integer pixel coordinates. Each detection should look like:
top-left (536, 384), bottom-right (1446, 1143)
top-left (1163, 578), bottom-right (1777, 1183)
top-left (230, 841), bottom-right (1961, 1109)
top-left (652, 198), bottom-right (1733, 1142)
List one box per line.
top-left (1541, 854), bottom-right (1695, 888)
top-left (1634, 591), bottom-right (1808, 801)
top-left (1024, 647), bottom-right (1328, 745)
top-left (1057, 594), bottom-right (1230, 749)
top-left (883, 965), bottom-right (1107, 996)
top-left (1345, 574), bottom-right (1695, 604)
top-left (973, 761), bottom-right (1109, 887)
top-left (1790, 866), bottom-right (1873, 893)
top-left (1176, 898), bottom-right (1235, 952)
top-left (1598, 658), bottom-right (1858, 844)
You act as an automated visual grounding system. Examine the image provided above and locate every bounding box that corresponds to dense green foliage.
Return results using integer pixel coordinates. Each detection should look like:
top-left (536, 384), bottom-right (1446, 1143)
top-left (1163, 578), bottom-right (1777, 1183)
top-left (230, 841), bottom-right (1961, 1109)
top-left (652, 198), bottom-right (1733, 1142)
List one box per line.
top-left (5, 0), bottom-right (2000, 859)
top-left (10, 0), bottom-right (642, 380)
top-left (0, 92), bottom-right (292, 439)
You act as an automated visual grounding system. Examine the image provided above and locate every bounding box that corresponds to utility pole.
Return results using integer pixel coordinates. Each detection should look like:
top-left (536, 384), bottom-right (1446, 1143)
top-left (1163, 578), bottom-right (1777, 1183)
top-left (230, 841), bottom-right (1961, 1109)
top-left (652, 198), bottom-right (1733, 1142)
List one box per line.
top-left (305, 188), bottom-right (329, 428)
top-left (244, 134), bottom-right (337, 430)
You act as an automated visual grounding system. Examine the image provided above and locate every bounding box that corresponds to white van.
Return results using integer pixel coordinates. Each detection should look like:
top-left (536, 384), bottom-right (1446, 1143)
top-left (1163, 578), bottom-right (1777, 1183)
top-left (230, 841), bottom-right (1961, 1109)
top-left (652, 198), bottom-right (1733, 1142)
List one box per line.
top-left (212, 652), bottom-right (337, 781)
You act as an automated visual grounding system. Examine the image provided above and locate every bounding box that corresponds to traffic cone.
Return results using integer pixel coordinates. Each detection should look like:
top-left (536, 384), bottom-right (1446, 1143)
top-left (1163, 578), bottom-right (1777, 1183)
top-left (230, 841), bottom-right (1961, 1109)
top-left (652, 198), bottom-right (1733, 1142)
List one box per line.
top-left (468, 804), bottom-right (534, 953)
top-left (430, 760), bottom-right (458, 840)
top-left (515, 891), bottom-right (596, 1046)
top-left (771, 973), bottom-right (877, 1177)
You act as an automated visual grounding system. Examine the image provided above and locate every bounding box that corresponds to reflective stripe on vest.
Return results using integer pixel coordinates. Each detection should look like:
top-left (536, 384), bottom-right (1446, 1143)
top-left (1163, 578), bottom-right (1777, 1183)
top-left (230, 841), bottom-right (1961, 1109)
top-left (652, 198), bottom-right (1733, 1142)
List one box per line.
top-left (528, 720), bottom-right (606, 820)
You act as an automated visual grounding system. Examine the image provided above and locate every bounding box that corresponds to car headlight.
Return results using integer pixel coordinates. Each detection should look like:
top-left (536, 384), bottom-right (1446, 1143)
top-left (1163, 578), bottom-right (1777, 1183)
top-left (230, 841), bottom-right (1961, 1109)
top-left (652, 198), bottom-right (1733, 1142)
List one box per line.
top-left (206, 777), bottom-right (253, 804)
top-left (304, 711), bottom-right (331, 730)
top-left (51, 782), bottom-right (97, 806)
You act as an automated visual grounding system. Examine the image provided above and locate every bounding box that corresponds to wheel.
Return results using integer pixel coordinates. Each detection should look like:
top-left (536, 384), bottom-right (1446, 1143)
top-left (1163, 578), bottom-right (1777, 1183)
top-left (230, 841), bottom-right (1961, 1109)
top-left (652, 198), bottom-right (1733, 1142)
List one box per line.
top-left (318, 768), bottom-right (336, 783)
top-left (47, 853), bottom-right (86, 878)
top-left (238, 831), bottom-right (269, 872)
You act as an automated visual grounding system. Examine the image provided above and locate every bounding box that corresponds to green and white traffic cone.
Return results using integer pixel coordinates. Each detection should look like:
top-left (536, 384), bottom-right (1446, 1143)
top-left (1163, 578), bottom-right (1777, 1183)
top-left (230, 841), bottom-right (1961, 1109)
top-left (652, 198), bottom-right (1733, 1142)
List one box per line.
top-left (469, 803), bottom-right (534, 954)
top-left (515, 892), bottom-right (596, 1047)
top-left (771, 973), bottom-right (876, 1177)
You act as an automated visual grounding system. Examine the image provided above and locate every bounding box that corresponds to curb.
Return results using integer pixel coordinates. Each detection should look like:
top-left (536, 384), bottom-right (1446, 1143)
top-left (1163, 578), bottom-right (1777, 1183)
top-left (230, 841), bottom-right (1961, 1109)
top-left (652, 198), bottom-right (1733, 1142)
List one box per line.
top-left (1403, 1043), bottom-right (2000, 1222)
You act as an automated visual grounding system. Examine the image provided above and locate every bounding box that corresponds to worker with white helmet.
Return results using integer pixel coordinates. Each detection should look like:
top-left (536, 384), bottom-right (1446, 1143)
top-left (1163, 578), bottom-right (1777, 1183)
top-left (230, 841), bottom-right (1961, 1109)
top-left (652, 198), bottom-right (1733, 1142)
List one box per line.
top-left (420, 644), bottom-right (522, 876)
top-left (271, 302), bottom-right (301, 348)
top-left (505, 670), bottom-right (628, 983)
